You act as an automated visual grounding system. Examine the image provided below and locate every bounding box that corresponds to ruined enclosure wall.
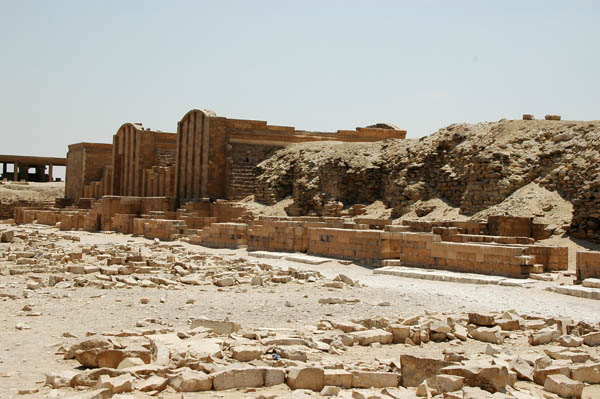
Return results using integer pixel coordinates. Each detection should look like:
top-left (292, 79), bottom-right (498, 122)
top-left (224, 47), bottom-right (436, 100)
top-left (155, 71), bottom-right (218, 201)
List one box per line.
top-left (227, 142), bottom-right (283, 200)
top-left (175, 110), bottom-right (214, 201)
top-left (65, 146), bottom-right (84, 201)
top-left (1, 200), bottom-right (53, 220)
top-left (174, 109), bottom-right (406, 203)
top-left (112, 125), bottom-right (176, 197)
top-left (255, 120), bottom-right (600, 243)
top-left (65, 143), bottom-right (113, 202)
top-left (577, 251), bottom-right (600, 280)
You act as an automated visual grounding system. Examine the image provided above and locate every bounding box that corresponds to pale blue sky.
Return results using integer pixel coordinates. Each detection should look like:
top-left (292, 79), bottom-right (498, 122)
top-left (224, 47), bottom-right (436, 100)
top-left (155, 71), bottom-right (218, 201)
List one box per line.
top-left (1, 1), bottom-right (599, 166)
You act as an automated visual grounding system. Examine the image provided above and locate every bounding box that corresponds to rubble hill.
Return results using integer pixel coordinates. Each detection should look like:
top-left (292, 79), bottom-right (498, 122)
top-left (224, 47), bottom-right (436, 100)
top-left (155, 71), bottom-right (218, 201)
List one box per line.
top-left (255, 119), bottom-right (600, 242)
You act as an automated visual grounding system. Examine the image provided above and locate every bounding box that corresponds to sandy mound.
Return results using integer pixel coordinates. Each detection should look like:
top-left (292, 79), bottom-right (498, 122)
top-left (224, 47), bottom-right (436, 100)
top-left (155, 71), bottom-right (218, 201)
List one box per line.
top-left (0, 182), bottom-right (64, 203)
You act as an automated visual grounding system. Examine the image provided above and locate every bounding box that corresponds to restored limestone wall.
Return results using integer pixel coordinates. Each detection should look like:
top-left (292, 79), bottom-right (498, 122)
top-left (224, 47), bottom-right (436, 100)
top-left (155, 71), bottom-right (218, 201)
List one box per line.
top-left (65, 143), bottom-right (113, 202)
top-left (175, 109), bottom-right (406, 203)
top-left (577, 251), bottom-right (600, 280)
top-left (111, 124), bottom-right (176, 197)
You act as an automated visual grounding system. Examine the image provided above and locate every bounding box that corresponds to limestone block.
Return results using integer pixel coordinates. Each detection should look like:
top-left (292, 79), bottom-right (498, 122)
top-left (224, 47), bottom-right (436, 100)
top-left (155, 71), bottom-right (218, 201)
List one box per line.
top-left (286, 367), bottom-right (325, 391)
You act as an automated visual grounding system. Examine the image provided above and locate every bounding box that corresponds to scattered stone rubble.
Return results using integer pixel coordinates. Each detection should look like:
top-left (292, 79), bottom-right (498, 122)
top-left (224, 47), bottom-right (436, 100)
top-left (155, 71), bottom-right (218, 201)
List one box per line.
top-left (0, 227), bottom-right (328, 293)
top-left (40, 309), bottom-right (600, 398)
top-left (2, 227), bottom-right (598, 398)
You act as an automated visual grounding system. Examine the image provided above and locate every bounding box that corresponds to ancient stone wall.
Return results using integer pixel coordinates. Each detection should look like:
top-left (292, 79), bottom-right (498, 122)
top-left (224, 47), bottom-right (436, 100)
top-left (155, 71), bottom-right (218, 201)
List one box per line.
top-left (576, 251), bottom-right (600, 280)
top-left (227, 143), bottom-right (283, 200)
top-left (0, 200), bottom-right (53, 220)
top-left (65, 143), bottom-right (113, 202)
top-left (174, 109), bottom-right (406, 203)
top-left (255, 119), bottom-right (600, 243)
top-left (111, 124), bottom-right (176, 197)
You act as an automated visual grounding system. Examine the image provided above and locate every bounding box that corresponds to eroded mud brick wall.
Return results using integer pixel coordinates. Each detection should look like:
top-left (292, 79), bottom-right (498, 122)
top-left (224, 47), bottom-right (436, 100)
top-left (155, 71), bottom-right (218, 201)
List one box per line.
top-left (111, 124), bottom-right (176, 197)
top-left (65, 143), bottom-right (113, 202)
top-left (175, 108), bottom-right (406, 203)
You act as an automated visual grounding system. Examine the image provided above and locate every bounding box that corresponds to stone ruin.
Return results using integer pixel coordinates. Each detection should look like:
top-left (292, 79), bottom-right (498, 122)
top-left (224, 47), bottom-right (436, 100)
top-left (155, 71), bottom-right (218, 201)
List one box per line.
top-left (1, 109), bottom-right (600, 399)
top-left (9, 108), bottom-right (595, 281)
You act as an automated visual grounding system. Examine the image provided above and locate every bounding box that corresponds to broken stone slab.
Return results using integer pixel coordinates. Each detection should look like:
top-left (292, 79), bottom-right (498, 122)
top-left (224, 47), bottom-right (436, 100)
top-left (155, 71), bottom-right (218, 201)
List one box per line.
top-left (117, 357), bottom-right (145, 369)
top-left (429, 320), bottom-right (452, 334)
top-left (264, 367), bottom-right (286, 386)
top-left (468, 325), bottom-right (504, 344)
top-left (167, 368), bottom-right (212, 392)
top-left (582, 331), bottom-right (600, 346)
top-left (400, 354), bottom-right (454, 387)
top-left (433, 374), bottom-right (464, 393)
top-left (212, 367), bottom-right (264, 390)
top-left (274, 345), bottom-right (309, 361)
top-left (528, 328), bottom-right (560, 346)
top-left (496, 319), bottom-right (521, 331)
top-left (67, 265), bottom-right (86, 274)
top-left (570, 363), bottom-right (600, 384)
top-left (509, 357), bottom-right (534, 382)
top-left (96, 374), bottom-right (135, 394)
top-left (287, 367), bottom-right (325, 391)
top-left (334, 273), bottom-right (355, 286)
top-left (324, 369), bottom-right (352, 388)
top-left (190, 318), bottom-right (241, 334)
top-left (261, 336), bottom-right (310, 347)
top-left (558, 335), bottom-right (583, 347)
top-left (533, 365), bottom-right (570, 386)
top-left (544, 348), bottom-right (591, 363)
top-left (272, 275), bottom-right (293, 283)
top-left (440, 361), bottom-right (515, 393)
top-left (330, 320), bottom-right (365, 333)
top-left (76, 346), bottom-right (151, 369)
top-left (544, 374), bottom-right (583, 399)
top-left (64, 335), bottom-right (113, 360)
top-left (232, 345), bottom-right (263, 361)
top-left (351, 371), bottom-right (399, 388)
top-left (148, 333), bottom-right (222, 366)
top-left (214, 276), bottom-right (235, 287)
top-left (349, 329), bottom-right (393, 346)
top-left (180, 274), bottom-right (204, 285)
top-left (45, 370), bottom-right (78, 388)
top-left (389, 324), bottom-right (411, 343)
top-left (468, 313), bottom-right (496, 327)
top-left (71, 368), bottom-right (132, 387)
top-left (136, 375), bottom-right (168, 392)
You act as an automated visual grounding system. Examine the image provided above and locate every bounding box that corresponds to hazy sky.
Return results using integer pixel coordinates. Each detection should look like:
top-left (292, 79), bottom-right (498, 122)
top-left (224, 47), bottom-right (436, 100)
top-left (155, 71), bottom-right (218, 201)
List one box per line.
top-left (1, 1), bottom-right (599, 164)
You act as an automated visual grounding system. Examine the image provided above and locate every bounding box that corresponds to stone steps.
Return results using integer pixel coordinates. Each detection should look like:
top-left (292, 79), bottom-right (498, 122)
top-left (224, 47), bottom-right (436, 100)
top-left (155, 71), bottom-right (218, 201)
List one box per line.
top-left (374, 266), bottom-right (535, 287)
top-left (549, 285), bottom-right (600, 300)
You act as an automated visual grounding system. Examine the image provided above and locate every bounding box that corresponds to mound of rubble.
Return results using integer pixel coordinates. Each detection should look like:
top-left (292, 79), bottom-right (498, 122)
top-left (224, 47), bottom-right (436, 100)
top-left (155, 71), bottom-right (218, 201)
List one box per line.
top-left (255, 119), bottom-right (600, 242)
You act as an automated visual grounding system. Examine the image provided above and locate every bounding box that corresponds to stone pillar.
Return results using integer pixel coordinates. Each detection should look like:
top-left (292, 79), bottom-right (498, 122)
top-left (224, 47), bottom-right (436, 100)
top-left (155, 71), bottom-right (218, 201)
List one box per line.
top-left (13, 162), bottom-right (18, 181)
top-left (48, 164), bottom-right (53, 182)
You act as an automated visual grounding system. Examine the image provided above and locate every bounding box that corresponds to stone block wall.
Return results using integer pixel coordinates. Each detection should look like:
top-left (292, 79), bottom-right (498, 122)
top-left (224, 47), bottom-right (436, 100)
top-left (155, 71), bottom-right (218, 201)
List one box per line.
top-left (576, 251), bottom-right (600, 280)
top-left (524, 246), bottom-right (568, 272)
top-left (65, 143), bottom-right (113, 202)
top-left (1, 200), bottom-right (52, 220)
top-left (175, 109), bottom-right (406, 203)
top-left (227, 142), bottom-right (282, 200)
top-left (191, 223), bottom-right (247, 248)
top-left (111, 124), bottom-right (176, 197)
top-left (137, 219), bottom-right (185, 241)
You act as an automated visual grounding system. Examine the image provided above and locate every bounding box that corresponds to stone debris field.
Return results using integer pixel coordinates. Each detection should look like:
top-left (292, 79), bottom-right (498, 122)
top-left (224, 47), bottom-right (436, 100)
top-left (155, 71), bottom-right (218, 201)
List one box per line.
top-left (0, 223), bottom-right (599, 399)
